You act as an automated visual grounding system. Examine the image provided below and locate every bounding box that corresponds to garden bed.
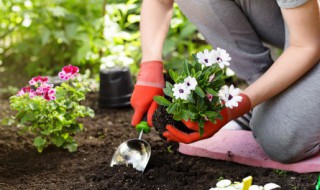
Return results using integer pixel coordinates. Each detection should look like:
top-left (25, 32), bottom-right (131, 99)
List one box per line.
top-left (0, 93), bottom-right (317, 190)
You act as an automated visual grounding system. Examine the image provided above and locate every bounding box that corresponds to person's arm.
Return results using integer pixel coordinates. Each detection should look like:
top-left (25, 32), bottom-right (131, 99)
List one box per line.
top-left (243, 0), bottom-right (320, 108)
top-left (140, 0), bottom-right (174, 62)
top-left (130, 0), bottom-right (174, 127)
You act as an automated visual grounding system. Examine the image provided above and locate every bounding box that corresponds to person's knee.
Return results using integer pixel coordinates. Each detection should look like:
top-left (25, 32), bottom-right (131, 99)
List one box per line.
top-left (266, 149), bottom-right (302, 164)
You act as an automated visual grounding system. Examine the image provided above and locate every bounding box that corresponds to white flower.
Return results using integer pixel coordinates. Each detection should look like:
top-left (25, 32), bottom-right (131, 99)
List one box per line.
top-left (216, 180), bottom-right (232, 188)
top-left (209, 179), bottom-right (280, 190)
top-left (263, 183), bottom-right (281, 190)
top-left (197, 49), bottom-right (216, 66)
top-left (172, 83), bottom-right (191, 100)
top-left (212, 47), bottom-right (231, 69)
top-left (219, 85), bottom-right (242, 109)
top-left (184, 76), bottom-right (197, 91)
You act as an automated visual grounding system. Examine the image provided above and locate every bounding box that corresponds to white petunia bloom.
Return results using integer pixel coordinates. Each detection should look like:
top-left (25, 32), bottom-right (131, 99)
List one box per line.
top-left (263, 183), bottom-right (281, 190)
top-left (172, 83), bottom-right (191, 100)
top-left (219, 85), bottom-right (242, 109)
top-left (212, 47), bottom-right (231, 69)
top-left (216, 180), bottom-right (232, 188)
top-left (209, 179), bottom-right (280, 190)
top-left (197, 49), bottom-right (216, 66)
top-left (184, 76), bottom-right (197, 91)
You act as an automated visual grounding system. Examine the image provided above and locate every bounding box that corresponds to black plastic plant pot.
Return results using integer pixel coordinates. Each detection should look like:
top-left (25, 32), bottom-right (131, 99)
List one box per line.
top-left (99, 67), bottom-right (133, 108)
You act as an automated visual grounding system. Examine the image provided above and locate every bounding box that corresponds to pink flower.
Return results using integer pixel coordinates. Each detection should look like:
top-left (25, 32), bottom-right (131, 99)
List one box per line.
top-left (206, 94), bottom-right (213, 102)
top-left (58, 65), bottom-right (79, 81)
top-left (17, 86), bottom-right (36, 98)
top-left (35, 83), bottom-right (54, 96)
top-left (35, 84), bottom-right (56, 101)
top-left (43, 88), bottom-right (56, 101)
top-left (29, 76), bottom-right (49, 85)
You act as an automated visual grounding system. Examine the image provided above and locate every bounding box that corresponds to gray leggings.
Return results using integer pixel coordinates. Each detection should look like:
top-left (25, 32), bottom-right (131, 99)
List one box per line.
top-left (175, 0), bottom-right (320, 163)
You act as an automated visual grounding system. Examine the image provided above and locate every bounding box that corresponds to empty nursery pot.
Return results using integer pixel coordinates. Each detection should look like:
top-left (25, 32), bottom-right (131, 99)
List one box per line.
top-left (99, 67), bottom-right (133, 108)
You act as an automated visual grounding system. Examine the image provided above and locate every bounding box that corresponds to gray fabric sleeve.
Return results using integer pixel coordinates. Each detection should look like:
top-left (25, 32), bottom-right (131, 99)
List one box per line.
top-left (276, 0), bottom-right (309, 8)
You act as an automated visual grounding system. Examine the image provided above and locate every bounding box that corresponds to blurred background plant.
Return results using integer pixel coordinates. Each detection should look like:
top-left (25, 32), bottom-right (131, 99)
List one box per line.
top-left (0, 0), bottom-right (225, 97)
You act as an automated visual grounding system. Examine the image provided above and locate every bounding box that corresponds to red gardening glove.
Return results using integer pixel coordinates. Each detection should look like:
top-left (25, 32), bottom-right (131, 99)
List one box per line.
top-left (163, 93), bottom-right (251, 143)
top-left (130, 61), bottom-right (164, 127)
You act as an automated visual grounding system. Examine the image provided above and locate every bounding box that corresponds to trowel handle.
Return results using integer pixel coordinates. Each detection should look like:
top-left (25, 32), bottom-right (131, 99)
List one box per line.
top-left (136, 115), bottom-right (151, 134)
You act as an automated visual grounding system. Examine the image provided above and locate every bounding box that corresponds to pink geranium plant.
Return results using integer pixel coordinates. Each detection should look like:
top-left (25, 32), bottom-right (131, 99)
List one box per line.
top-left (9, 65), bottom-right (94, 153)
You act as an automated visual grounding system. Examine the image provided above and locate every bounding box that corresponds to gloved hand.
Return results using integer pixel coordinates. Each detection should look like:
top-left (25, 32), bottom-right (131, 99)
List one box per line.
top-left (163, 93), bottom-right (251, 143)
top-left (130, 61), bottom-right (164, 127)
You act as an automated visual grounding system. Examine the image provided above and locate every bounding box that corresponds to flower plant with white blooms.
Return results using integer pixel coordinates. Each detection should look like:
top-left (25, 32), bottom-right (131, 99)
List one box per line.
top-left (209, 178), bottom-right (280, 190)
top-left (9, 65), bottom-right (95, 153)
top-left (154, 48), bottom-right (242, 135)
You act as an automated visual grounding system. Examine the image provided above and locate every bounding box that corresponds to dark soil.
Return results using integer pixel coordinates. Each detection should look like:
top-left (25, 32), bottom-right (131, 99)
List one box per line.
top-left (0, 93), bottom-right (318, 190)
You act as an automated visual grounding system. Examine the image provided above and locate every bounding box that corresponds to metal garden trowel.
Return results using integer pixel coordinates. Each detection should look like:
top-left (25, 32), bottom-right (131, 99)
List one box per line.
top-left (110, 120), bottom-right (151, 172)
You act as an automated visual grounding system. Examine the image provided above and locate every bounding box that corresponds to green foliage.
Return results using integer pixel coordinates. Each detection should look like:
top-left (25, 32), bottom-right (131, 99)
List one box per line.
top-left (163, 3), bottom-right (211, 72)
top-left (9, 72), bottom-right (94, 153)
top-left (0, 0), bottom-right (213, 88)
top-left (100, 0), bottom-right (141, 75)
top-left (154, 51), bottom-right (225, 135)
top-left (273, 169), bottom-right (287, 176)
top-left (1, 0), bottom-right (106, 77)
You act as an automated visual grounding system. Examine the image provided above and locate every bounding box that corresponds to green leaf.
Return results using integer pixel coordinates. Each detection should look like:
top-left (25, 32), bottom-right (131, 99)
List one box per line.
top-left (182, 110), bottom-right (196, 119)
top-left (167, 103), bottom-right (178, 114)
top-left (52, 136), bottom-right (65, 147)
top-left (65, 142), bottom-right (77, 152)
top-left (188, 104), bottom-right (197, 113)
top-left (169, 69), bottom-right (178, 83)
top-left (196, 96), bottom-right (205, 109)
top-left (85, 107), bottom-right (95, 118)
top-left (198, 119), bottom-right (205, 136)
top-left (206, 88), bottom-right (218, 96)
top-left (179, 23), bottom-right (197, 39)
top-left (61, 133), bottom-right (69, 140)
top-left (183, 60), bottom-right (190, 76)
top-left (34, 136), bottom-right (47, 153)
top-left (195, 86), bottom-right (205, 98)
top-left (28, 102), bottom-right (38, 110)
top-left (163, 87), bottom-right (173, 98)
top-left (154, 96), bottom-right (171, 106)
top-left (205, 111), bottom-right (219, 118)
top-left (21, 112), bottom-right (36, 123)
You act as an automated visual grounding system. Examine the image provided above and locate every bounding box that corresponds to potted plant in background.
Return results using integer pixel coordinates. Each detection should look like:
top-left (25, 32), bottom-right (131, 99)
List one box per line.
top-left (99, 54), bottom-right (134, 108)
top-left (153, 48), bottom-right (243, 137)
top-left (8, 65), bottom-right (95, 153)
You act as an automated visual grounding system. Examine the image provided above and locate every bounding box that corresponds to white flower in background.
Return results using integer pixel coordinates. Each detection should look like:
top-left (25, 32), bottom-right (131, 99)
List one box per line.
top-left (22, 14), bottom-right (32, 27)
top-left (172, 83), bottom-right (191, 100)
top-left (103, 15), bottom-right (119, 41)
top-left (24, 0), bottom-right (33, 7)
top-left (184, 76), bottom-right (197, 91)
top-left (100, 55), bottom-right (133, 69)
top-left (118, 56), bottom-right (134, 67)
top-left (197, 49), bottom-right (216, 66)
top-left (219, 85), bottom-right (242, 109)
top-left (100, 56), bottom-right (116, 69)
top-left (212, 47), bottom-right (231, 69)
